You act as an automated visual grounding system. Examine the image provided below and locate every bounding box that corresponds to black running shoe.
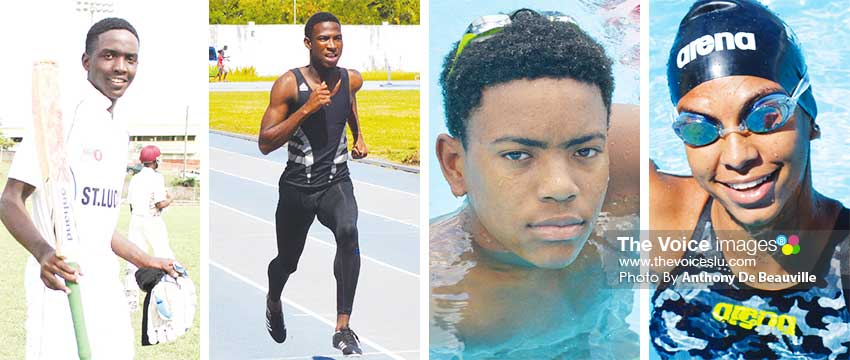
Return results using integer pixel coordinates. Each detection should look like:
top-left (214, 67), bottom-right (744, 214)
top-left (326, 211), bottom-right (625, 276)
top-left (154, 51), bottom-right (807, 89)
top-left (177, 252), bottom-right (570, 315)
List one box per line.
top-left (332, 327), bottom-right (363, 357)
top-left (266, 296), bottom-right (286, 343)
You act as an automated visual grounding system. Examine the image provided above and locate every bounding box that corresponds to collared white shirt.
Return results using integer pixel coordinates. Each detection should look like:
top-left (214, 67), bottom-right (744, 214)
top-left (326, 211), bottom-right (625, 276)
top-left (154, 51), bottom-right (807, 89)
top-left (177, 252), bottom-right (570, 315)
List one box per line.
top-left (10, 79), bottom-right (128, 267)
top-left (10, 80), bottom-right (133, 359)
top-left (127, 166), bottom-right (167, 217)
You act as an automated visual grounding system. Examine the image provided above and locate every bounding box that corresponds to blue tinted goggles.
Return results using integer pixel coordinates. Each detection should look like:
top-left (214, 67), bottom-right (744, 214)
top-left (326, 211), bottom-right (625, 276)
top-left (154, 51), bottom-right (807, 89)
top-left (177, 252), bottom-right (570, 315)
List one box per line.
top-left (672, 73), bottom-right (811, 147)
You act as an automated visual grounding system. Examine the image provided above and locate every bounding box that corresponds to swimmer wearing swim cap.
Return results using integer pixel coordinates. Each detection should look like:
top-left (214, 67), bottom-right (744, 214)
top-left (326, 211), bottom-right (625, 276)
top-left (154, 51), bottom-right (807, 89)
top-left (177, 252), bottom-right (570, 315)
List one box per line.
top-left (430, 8), bottom-right (640, 358)
top-left (649, 0), bottom-right (850, 358)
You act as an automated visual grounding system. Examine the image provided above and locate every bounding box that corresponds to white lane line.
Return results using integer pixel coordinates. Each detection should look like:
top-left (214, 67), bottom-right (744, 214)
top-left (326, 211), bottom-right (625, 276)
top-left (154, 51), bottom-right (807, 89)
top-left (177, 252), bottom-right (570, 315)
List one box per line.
top-left (211, 261), bottom-right (410, 360)
top-left (251, 349), bottom-right (419, 360)
top-left (212, 200), bottom-right (419, 279)
top-left (291, 313), bottom-right (338, 318)
top-left (211, 167), bottom-right (419, 228)
top-left (210, 146), bottom-right (418, 198)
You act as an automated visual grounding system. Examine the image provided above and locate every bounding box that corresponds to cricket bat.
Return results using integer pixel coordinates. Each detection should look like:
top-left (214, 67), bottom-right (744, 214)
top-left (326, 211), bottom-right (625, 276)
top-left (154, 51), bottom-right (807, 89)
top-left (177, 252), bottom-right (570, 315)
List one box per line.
top-left (31, 61), bottom-right (91, 360)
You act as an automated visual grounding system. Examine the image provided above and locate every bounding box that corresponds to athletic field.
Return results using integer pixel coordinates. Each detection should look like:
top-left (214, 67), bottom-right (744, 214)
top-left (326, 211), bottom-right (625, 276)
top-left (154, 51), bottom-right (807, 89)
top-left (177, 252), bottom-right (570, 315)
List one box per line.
top-left (209, 87), bottom-right (420, 165)
top-left (210, 132), bottom-right (419, 359)
top-left (0, 160), bottom-right (201, 359)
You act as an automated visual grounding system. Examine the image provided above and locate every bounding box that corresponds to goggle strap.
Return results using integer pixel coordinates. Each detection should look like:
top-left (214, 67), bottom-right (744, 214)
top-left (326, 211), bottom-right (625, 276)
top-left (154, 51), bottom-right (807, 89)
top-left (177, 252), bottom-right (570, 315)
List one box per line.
top-left (453, 33), bottom-right (479, 62)
top-left (451, 27), bottom-right (506, 74)
top-left (510, 8), bottom-right (538, 20)
top-left (789, 72), bottom-right (810, 103)
top-left (450, 9), bottom-right (578, 75)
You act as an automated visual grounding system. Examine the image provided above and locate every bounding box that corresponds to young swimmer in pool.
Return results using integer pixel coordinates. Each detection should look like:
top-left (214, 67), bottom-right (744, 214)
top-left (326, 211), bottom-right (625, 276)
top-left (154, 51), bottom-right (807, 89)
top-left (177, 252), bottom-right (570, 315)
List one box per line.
top-left (430, 9), bottom-right (639, 359)
top-left (649, 0), bottom-right (850, 358)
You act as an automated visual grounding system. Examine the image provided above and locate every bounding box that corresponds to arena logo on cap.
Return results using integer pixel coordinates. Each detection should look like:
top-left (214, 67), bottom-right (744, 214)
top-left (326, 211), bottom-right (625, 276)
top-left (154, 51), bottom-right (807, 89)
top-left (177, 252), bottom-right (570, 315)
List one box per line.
top-left (776, 234), bottom-right (800, 255)
top-left (676, 32), bottom-right (757, 68)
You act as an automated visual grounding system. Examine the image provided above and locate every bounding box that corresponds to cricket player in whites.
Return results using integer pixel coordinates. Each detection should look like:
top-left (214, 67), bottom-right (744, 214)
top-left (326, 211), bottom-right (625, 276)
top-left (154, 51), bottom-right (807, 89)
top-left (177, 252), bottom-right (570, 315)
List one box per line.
top-left (124, 145), bottom-right (175, 311)
top-left (0, 18), bottom-right (178, 359)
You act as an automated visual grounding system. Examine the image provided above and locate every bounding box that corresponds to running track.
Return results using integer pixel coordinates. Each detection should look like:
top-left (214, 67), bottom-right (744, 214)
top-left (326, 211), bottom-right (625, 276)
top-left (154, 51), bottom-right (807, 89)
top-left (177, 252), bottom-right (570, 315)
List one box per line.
top-left (209, 132), bottom-right (419, 360)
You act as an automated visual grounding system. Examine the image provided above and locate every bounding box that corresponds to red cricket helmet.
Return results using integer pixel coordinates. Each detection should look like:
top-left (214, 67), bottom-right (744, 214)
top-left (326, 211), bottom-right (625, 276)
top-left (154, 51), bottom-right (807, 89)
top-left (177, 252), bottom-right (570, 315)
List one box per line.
top-left (140, 145), bottom-right (161, 163)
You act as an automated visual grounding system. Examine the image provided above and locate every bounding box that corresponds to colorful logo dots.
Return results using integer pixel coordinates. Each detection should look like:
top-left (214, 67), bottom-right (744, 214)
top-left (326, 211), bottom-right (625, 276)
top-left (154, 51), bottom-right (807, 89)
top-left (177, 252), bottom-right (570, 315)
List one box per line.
top-left (789, 235), bottom-right (800, 254)
top-left (779, 234), bottom-right (800, 255)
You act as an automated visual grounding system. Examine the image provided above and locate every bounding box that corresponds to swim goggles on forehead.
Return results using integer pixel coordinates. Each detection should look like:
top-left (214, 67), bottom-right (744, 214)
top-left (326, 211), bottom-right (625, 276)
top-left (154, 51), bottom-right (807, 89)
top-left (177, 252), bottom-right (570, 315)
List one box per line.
top-left (671, 73), bottom-right (811, 147)
top-left (448, 8), bottom-right (575, 74)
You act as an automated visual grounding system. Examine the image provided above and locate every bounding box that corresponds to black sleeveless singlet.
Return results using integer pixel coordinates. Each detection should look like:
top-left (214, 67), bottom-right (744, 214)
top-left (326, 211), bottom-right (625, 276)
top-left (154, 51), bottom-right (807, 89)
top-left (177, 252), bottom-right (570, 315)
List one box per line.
top-left (281, 67), bottom-right (351, 189)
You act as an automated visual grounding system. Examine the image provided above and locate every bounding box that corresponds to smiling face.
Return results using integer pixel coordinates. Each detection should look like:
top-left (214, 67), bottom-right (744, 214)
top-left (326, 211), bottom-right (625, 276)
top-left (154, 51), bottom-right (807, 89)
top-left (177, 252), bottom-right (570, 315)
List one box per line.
top-left (461, 78), bottom-right (610, 269)
top-left (679, 75), bottom-right (814, 227)
top-left (82, 29), bottom-right (138, 101)
top-left (305, 21), bottom-right (342, 69)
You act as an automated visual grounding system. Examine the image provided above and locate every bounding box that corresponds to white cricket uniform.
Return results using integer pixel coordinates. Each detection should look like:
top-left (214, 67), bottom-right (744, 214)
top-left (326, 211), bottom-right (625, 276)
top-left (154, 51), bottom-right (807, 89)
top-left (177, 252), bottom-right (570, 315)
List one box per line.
top-left (127, 167), bottom-right (173, 258)
top-left (10, 82), bottom-right (134, 360)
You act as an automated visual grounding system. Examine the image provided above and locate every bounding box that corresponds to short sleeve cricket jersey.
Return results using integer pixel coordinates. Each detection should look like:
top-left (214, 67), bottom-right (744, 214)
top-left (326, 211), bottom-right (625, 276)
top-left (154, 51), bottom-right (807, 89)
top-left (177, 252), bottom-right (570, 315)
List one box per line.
top-left (127, 167), bottom-right (167, 217)
top-left (11, 81), bottom-right (133, 360)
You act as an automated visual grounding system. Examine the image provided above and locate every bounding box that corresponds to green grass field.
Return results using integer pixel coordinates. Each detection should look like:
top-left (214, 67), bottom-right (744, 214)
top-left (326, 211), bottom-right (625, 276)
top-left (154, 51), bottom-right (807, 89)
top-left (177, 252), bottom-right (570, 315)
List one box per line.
top-left (210, 90), bottom-right (420, 164)
top-left (210, 66), bottom-right (419, 82)
top-left (0, 160), bottom-right (200, 359)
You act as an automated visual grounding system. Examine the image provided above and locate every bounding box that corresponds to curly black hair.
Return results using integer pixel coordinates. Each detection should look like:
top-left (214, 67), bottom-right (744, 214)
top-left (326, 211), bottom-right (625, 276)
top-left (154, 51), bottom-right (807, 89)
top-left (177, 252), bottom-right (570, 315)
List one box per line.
top-left (305, 12), bottom-right (341, 39)
top-left (85, 17), bottom-right (139, 56)
top-left (440, 10), bottom-right (614, 146)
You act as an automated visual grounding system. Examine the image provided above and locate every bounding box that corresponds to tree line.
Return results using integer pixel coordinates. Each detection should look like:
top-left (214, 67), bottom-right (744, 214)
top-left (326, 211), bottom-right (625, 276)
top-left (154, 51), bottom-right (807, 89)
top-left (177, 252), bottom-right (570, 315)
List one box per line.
top-left (210, 0), bottom-right (420, 25)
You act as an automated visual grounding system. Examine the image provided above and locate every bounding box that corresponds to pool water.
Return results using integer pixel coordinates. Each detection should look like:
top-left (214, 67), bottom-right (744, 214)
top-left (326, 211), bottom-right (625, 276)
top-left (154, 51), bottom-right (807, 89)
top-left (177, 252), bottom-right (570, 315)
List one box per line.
top-left (430, 207), bottom-right (640, 359)
top-left (650, 0), bottom-right (850, 206)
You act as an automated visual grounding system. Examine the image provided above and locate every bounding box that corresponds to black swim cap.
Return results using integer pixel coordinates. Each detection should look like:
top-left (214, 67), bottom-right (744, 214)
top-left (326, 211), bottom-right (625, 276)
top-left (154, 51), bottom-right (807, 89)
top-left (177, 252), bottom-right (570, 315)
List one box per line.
top-left (667, 0), bottom-right (816, 120)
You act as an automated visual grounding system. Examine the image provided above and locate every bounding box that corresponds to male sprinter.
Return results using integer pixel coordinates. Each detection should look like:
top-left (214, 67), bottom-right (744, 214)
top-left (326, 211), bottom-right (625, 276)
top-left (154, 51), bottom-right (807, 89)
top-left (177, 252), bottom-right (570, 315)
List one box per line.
top-left (0, 18), bottom-right (178, 359)
top-left (258, 12), bottom-right (368, 357)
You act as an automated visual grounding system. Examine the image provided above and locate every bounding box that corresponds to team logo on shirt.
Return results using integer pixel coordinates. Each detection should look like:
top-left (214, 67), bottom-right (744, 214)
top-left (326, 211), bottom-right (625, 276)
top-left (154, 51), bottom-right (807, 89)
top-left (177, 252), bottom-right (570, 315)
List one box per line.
top-left (80, 187), bottom-right (120, 208)
top-left (712, 301), bottom-right (796, 336)
top-left (81, 147), bottom-right (104, 162)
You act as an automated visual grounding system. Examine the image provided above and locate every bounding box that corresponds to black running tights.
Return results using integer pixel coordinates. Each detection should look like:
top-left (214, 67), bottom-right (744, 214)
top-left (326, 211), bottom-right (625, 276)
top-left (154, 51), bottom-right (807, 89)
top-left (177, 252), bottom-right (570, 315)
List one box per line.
top-left (267, 179), bottom-right (360, 315)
